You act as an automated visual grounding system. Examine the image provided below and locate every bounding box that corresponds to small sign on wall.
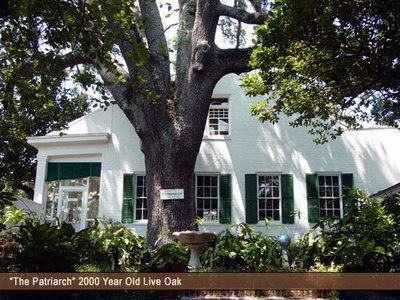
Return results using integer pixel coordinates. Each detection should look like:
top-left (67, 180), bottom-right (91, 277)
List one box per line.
top-left (160, 189), bottom-right (184, 200)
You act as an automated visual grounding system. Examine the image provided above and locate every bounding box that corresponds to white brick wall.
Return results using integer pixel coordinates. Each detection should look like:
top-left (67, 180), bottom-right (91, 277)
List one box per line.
top-left (32, 74), bottom-right (400, 236)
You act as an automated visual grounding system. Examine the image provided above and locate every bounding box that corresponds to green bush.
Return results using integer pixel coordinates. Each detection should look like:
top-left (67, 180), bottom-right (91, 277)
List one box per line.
top-left (142, 242), bottom-right (189, 272)
top-left (7, 220), bottom-right (77, 272)
top-left (289, 190), bottom-right (399, 272)
top-left (201, 223), bottom-right (281, 271)
top-left (74, 221), bottom-right (145, 272)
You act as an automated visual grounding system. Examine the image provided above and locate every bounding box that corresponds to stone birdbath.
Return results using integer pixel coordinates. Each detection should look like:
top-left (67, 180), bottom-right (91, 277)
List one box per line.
top-left (173, 231), bottom-right (215, 271)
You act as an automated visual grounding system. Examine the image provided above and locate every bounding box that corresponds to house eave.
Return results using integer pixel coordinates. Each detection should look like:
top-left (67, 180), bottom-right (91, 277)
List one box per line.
top-left (27, 132), bottom-right (111, 149)
top-left (371, 182), bottom-right (400, 198)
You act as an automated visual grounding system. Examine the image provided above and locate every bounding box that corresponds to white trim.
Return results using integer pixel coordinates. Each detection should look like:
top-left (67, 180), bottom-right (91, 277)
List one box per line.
top-left (203, 135), bottom-right (232, 140)
top-left (316, 171), bottom-right (342, 175)
top-left (212, 93), bottom-right (231, 99)
top-left (27, 132), bottom-right (110, 148)
top-left (256, 171), bottom-right (282, 175)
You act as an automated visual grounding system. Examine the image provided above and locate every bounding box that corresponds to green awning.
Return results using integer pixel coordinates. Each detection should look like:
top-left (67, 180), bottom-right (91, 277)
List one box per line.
top-left (46, 162), bottom-right (101, 181)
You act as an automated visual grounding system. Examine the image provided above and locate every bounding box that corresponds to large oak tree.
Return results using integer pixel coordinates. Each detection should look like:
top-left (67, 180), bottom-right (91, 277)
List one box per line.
top-left (0, 0), bottom-right (269, 246)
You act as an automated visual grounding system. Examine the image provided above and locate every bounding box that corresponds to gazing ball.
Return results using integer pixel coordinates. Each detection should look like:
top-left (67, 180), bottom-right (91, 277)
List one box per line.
top-left (277, 234), bottom-right (291, 249)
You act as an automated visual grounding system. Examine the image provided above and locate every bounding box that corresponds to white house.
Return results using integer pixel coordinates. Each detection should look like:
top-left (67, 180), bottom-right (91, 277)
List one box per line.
top-left (27, 74), bottom-right (400, 237)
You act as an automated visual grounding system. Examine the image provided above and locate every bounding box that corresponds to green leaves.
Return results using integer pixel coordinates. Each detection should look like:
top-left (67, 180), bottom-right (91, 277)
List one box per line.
top-left (201, 223), bottom-right (282, 271)
top-left (245, 0), bottom-right (400, 143)
top-left (290, 191), bottom-right (400, 272)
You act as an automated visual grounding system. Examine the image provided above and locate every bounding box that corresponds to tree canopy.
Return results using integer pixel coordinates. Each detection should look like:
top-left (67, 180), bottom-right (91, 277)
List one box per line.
top-left (0, 0), bottom-right (272, 244)
top-left (243, 0), bottom-right (400, 143)
top-left (0, 1), bottom-right (92, 197)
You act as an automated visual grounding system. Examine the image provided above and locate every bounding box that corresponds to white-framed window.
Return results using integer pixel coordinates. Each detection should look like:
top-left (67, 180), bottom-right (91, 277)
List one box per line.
top-left (196, 175), bottom-right (219, 221)
top-left (207, 98), bottom-right (229, 136)
top-left (257, 174), bottom-right (281, 222)
top-left (135, 175), bottom-right (147, 221)
top-left (318, 174), bottom-right (341, 217)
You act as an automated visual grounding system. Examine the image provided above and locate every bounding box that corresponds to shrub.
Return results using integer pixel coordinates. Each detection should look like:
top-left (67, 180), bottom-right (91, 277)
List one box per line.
top-left (7, 220), bottom-right (77, 272)
top-left (142, 242), bottom-right (189, 272)
top-left (74, 220), bottom-right (145, 272)
top-left (289, 190), bottom-right (400, 272)
top-left (201, 223), bottom-right (281, 271)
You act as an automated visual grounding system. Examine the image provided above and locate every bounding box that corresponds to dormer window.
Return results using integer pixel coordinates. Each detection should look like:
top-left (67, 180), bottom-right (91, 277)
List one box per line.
top-left (207, 98), bottom-right (229, 136)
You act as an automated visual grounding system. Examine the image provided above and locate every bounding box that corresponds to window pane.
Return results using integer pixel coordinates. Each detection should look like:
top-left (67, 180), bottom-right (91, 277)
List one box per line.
top-left (334, 187), bottom-right (340, 197)
top-left (196, 175), bottom-right (219, 221)
top-left (135, 176), bottom-right (148, 220)
top-left (319, 175), bottom-right (341, 218)
top-left (136, 210), bottom-right (142, 220)
top-left (211, 187), bottom-right (218, 198)
top-left (204, 187), bottom-right (211, 197)
top-left (266, 199), bottom-right (272, 209)
top-left (259, 199), bottom-right (266, 209)
top-left (273, 198), bottom-right (279, 209)
top-left (258, 175), bottom-right (281, 222)
top-left (211, 200), bottom-right (218, 210)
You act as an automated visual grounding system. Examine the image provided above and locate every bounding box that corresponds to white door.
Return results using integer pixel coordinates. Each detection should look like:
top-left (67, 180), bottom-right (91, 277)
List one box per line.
top-left (58, 187), bottom-right (87, 231)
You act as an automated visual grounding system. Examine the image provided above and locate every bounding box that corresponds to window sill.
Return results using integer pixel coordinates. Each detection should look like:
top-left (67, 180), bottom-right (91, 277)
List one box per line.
top-left (132, 220), bottom-right (148, 225)
top-left (198, 220), bottom-right (222, 227)
top-left (203, 135), bottom-right (231, 141)
top-left (255, 221), bottom-right (283, 227)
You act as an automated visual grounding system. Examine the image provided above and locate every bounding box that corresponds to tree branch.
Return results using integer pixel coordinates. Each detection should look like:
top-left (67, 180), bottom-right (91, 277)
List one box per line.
top-left (217, 4), bottom-right (268, 24)
top-left (59, 53), bottom-right (94, 69)
top-left (214, 47), bottom-right (253, 75)
top-left (138, 0), bottom-right (169, 56)
top-left (95, 58), bottom-right (132, 109)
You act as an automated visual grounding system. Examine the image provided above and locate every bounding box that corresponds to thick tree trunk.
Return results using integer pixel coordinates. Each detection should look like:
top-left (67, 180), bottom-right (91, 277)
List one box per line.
top-left (144, 146), bottom-right (197, 247)
top-left (142, 78), bottom-right (215, 247)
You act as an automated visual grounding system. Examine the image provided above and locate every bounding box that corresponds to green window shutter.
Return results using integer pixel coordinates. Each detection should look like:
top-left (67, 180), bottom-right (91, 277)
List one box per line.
top-left (121, 173), bottom-right (136, 224)
top-left (281, 174), bottom-right (294, 224)
top-left (341, 173), bottom-right (354, 216)
top-left (219, 174), bottom-right (232, 224)
top-left (245, 174), bottom-right (258, 224)
top-left (46, 162), bottom-right (101, 181)
top-left (306, 173), bottom-right (319, 223)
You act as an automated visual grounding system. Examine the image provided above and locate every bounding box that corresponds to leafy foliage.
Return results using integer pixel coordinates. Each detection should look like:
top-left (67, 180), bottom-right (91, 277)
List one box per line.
top-left (7, 220), bottom-right (78, 272)
top-left (74, 220), bottom-right (145, 272)
top-left (201, 223), bottom-right (281, 271)
top-left (0, 0), bottom-right (138, 197)
top-left (244, 0), bottom-right (400, 143)
top-left (142, 242), bottom-right (189, 272)
top-left (289, 191), bottom-right (400, 272)
top-left (0, 183), bottom-right (16, 231)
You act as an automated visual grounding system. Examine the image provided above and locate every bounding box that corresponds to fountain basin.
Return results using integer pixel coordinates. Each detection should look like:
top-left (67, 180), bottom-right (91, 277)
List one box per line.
top-left (173, 231), bottom-right (215, 270)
